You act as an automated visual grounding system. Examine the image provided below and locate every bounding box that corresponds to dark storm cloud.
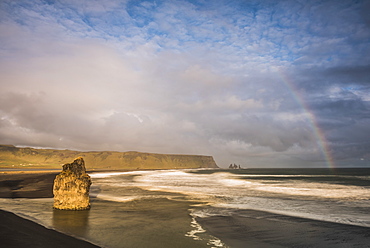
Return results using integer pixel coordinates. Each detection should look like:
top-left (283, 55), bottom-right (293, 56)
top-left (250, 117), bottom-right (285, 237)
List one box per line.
top-left (324, 66), bottom-right (370, 85)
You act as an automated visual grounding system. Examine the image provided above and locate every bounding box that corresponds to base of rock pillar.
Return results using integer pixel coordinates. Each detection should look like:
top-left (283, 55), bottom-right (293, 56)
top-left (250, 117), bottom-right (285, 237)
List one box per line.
top-left (53, 206), bottom-right (91, 210)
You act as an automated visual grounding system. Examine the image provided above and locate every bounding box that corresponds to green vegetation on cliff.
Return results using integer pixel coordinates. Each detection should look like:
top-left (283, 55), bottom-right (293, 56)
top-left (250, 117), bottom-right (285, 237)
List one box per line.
top-left (0, 145), bottom-right (218, 170)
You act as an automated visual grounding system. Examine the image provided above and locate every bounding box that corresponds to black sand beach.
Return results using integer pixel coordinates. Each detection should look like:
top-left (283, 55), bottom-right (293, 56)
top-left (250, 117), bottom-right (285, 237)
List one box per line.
top-left (0, 209), bottom-right (100, 248)
top-left (0, 172), bottom-right (57, 198)
top-left (1, 171), bottom-right (370, 248)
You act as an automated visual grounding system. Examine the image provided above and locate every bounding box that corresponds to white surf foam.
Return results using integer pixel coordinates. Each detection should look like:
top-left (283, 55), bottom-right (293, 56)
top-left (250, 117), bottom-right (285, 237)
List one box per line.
top-left (121, 170), bottom-right (370, 228)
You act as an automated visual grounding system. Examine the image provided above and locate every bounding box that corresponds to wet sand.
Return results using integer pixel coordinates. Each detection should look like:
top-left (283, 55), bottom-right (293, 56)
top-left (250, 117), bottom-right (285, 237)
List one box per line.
top-left (0, 209), bottom-right (100, 248)
top-left (0, 172), bottom-right (57, 198)
top-left (196, 208), bottom-right (370, 248)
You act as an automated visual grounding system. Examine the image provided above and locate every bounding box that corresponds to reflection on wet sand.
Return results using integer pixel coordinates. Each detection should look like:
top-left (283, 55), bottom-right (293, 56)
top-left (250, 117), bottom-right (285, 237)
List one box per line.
top-left (53, 209), bottom-right (90, 237)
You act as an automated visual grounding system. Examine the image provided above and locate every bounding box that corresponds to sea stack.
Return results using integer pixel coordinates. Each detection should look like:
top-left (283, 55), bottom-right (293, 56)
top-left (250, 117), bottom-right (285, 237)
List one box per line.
top-left (53, 157), bottom-right (92, 210)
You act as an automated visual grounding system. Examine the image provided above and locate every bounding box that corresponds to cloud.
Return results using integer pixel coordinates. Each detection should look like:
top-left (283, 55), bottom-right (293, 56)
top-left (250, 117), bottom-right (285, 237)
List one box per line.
top-left (0, 0), bottom-right (369, 167)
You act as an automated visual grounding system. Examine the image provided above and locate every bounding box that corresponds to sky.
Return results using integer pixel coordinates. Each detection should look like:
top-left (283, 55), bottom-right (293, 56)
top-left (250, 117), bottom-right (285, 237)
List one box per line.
top-left (0, 0), bottom-right (369, 168)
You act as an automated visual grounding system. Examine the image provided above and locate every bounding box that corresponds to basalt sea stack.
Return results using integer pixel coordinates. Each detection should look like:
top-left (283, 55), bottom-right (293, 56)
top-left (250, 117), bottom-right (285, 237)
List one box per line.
top-left (53, 157), bottom-right (92, 210)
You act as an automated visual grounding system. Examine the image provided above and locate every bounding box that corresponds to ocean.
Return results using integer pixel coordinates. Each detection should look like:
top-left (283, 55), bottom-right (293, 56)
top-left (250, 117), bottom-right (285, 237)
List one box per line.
top-left (1, 168), bottom-right (370, 247)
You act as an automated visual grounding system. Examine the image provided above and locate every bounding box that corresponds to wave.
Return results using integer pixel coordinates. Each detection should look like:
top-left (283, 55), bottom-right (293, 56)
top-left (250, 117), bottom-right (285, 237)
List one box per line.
top-left (91, 170), bottom-right (370, 228)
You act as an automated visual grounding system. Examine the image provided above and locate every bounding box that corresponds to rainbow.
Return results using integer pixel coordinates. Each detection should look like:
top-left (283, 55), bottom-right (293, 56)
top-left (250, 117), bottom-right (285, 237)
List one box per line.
top-left (277, 70), bottom-right (336, 169)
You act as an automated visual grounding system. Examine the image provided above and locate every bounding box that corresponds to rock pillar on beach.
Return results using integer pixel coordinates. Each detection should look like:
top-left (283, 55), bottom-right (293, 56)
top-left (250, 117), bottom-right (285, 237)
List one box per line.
top-left (53, 157), bottom-right (92, 210)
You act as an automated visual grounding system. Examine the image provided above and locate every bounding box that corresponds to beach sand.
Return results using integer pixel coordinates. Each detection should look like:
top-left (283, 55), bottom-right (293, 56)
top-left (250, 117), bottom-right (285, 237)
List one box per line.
top-left (0, 172), bottom-right (57, 198)
top-left (1, 171), bottom-right (370, 248)
top-left (0, 209), bottom-right (100, 248)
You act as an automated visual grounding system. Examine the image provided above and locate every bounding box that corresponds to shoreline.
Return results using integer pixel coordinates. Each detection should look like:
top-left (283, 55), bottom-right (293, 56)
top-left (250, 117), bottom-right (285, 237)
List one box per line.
top-left (2, 170), bottom-right (370, 248)
top-left (0, 209), bottom-right (100, 248)
top-left (195, 208), bottom-right (370, 248)
top-left (0, 171), bottom-right (57, 198)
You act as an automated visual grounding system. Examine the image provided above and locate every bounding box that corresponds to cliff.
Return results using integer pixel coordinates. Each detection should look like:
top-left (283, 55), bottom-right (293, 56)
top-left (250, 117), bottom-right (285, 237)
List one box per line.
top-left (0, 145), bottom-right (218, 170)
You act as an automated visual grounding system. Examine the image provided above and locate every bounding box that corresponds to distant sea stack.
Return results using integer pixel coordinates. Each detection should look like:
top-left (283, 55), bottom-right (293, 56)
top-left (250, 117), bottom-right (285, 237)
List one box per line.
top-left (53, 157), bottom-right (92, 210)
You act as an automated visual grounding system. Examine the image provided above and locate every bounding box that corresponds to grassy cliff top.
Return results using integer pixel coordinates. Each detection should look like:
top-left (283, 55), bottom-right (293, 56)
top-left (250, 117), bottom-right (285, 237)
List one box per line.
top-left (0, 145), bottom-right (218, 170)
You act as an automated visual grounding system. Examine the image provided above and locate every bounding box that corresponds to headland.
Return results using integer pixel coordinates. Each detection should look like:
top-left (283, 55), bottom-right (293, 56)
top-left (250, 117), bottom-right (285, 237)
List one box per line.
top-left (0, 144), bottom-right (218, 170)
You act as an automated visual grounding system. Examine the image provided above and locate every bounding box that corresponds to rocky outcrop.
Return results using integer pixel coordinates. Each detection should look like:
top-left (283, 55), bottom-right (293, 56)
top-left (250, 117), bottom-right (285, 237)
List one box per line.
top-left (53, 157), bottom-right (91, 210)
